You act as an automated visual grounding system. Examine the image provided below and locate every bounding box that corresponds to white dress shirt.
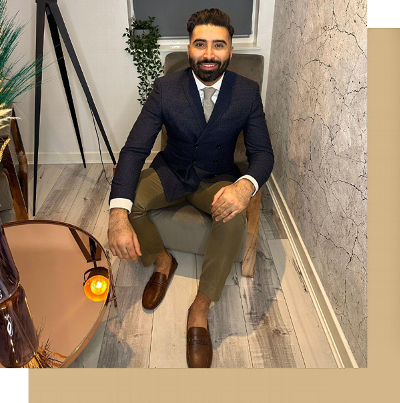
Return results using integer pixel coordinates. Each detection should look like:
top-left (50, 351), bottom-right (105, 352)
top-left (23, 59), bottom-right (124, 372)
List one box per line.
top-left (110, 72), bottom-right (259, 213)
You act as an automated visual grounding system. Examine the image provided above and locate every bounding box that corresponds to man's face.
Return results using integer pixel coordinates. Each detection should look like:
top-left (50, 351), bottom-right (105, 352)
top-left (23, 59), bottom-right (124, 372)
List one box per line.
top-left (187, 24), bottom-right (233, 86)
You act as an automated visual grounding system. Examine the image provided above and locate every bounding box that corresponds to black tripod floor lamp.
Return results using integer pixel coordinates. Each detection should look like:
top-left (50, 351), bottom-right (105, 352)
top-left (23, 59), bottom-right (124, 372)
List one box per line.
top-left (34, 0), bottom-right (116, 215)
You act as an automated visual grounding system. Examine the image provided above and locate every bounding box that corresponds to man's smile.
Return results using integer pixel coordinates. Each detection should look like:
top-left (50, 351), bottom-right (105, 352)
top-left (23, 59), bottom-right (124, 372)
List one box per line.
top-left (199, 62), bottom-right (218, 70)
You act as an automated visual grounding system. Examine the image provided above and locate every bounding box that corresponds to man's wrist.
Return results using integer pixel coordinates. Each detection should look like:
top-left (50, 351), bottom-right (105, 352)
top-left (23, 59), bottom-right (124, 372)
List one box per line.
top-left (234, 175), bottom-right (258, 197)
top-left (241, 178), bottom-right (255, 191)
top-left (110, 208), bottom-right (129, 218)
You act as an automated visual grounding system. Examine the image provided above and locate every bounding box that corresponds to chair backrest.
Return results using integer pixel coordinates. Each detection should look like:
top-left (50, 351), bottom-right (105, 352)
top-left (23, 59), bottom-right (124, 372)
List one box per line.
top-left (161, 52), bottom-right (264, 173)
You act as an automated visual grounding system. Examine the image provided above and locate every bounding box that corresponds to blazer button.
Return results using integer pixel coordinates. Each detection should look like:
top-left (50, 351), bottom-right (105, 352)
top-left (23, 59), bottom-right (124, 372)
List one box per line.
top-left (194, 144), bottom-right (199, 148)
top-left (217, 144), bottom-right (221, 148)
top-left (192, 159), bottom-right (197, 164)
top-left (214, 160), bottom-right (218, 164)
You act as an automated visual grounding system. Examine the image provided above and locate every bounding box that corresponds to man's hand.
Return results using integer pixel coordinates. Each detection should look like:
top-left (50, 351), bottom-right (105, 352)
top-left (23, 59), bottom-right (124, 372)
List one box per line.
top-left (211, 179), bottom-right (255, 223)
top-left (108, 208), bottom-right (142, 262)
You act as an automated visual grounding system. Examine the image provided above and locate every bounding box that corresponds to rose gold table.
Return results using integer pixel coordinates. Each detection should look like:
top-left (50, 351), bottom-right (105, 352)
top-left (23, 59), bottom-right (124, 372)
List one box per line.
top-left (0, 220), bottom-right (116, 368)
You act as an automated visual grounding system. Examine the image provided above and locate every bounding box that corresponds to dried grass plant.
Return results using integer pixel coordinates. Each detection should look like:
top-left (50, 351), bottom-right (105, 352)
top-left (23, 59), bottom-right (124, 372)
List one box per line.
top-left (0, 0), bottom-right (44, 130)
top-left (22, 327), bottom-right (67, 368)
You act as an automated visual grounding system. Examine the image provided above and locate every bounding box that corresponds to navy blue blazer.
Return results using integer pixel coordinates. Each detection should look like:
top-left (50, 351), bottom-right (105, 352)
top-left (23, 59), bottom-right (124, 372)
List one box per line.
top-left (110, 67), bottom-right (274, 203)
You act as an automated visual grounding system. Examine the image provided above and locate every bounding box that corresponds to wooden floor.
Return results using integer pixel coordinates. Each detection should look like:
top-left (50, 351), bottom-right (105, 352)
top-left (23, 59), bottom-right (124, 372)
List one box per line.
top-left (28, 163), bottom-right (338, 368)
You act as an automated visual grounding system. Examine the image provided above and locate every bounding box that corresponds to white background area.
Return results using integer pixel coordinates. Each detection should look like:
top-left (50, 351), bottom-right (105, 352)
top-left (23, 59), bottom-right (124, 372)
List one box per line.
top-left (368, 1), bottom-right (400, 28)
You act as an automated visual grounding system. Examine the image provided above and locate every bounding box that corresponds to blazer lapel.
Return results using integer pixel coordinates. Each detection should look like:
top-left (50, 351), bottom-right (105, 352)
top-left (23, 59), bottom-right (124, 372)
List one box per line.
top-left (182, 69), bottom-right (207, 132)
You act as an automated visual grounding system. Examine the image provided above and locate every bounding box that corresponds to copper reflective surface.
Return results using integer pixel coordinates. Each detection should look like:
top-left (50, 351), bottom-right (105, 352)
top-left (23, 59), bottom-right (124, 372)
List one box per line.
top-left (0, 220), bottom-right (111, 368)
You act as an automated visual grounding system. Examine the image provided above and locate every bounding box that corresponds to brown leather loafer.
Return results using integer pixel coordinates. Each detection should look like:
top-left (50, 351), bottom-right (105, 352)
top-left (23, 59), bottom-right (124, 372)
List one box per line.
top-left (186, 307), bottom-right (213, 368)
top-left (142, 254), bottom-right (178, 310)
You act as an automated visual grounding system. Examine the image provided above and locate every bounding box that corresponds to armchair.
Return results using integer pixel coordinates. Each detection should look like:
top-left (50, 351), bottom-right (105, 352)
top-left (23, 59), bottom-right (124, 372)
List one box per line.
top-left (147, 52), bottom-right (265, 277)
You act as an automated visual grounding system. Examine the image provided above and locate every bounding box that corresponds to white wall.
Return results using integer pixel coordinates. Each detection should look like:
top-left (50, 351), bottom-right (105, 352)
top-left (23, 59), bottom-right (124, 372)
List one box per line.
top-left (6, 0), bottom-right (275, 164)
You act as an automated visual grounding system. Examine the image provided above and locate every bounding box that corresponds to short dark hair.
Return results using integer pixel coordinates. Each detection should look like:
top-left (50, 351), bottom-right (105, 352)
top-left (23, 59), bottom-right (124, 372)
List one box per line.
top-left (187, 8), bottom-right (234, 41)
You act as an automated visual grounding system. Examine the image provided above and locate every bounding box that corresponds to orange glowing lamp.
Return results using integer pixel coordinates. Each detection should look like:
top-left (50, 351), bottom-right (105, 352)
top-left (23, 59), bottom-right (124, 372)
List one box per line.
top-left (83, 267), bottom-right (109, 302)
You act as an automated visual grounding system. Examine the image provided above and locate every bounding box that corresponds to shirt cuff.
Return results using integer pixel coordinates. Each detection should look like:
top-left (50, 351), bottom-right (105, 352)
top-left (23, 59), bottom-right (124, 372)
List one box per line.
top-left (109, 198), bottom-right (133, 214)
top-left (234, 175), bottom-right (259, 197)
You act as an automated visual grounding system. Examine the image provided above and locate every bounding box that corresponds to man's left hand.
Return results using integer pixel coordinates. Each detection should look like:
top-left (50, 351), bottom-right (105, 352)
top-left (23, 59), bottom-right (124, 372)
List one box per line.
top-left (211, 179), bottom-right (255, 223)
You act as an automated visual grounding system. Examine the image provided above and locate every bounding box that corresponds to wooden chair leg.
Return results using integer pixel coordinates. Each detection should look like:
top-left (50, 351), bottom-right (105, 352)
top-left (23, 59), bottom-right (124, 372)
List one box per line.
top-left (2, 145), bottom-right (29, 221)
top-left (242, 189), bottom-right (262, 277)
top-left (11, 109), bottom-right (28, 208)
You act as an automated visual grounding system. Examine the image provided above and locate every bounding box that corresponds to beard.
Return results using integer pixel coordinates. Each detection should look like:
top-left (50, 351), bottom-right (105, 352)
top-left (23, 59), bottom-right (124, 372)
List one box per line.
top-left (189, 55), bottom-right (230, 83)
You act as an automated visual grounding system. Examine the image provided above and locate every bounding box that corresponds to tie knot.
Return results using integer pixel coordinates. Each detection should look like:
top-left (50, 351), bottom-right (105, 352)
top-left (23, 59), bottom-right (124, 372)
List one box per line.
top-left (202, 87), bottom-right (217, 101)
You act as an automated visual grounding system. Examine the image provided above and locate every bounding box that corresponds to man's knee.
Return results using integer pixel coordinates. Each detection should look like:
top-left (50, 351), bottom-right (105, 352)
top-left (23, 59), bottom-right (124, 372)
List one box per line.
top-left (232, 208), bottom-right (247, 226)
top-left (217, 208), bottom-right (246, 230)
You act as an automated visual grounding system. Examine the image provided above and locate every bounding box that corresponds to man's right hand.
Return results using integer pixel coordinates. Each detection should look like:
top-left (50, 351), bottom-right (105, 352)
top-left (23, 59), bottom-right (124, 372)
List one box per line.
top-left (108, 208), bottom-right (142, 262)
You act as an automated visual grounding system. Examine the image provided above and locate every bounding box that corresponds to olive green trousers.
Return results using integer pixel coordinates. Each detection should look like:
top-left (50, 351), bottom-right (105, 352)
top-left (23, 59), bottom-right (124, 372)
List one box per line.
top-left (128, 168), bottom-right (246, 301)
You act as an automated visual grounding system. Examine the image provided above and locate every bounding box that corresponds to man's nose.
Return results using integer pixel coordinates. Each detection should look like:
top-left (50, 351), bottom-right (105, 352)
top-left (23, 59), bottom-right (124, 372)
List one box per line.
top-left (203, 44), bottom-right (214, 60)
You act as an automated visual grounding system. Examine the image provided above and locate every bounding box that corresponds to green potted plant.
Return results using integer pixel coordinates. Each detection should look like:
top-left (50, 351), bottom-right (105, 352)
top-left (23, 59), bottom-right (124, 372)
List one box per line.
top-left (123, 16), bottom-right (163, 105)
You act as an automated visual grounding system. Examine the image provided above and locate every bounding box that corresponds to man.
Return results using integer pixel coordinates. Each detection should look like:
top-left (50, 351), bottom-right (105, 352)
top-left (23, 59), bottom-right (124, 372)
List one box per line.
top-left (108, 8), bottom-right (274, 368)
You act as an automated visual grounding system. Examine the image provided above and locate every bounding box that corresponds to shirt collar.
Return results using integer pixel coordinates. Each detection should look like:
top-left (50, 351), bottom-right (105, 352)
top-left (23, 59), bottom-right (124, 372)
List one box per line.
top-left (192, 70), bottom-right (225, 93)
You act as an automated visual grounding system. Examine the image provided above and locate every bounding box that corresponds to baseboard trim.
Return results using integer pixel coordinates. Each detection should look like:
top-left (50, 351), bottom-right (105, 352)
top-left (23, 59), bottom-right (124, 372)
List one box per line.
top-left (26, 151), bottom-right (158, 165)
top-left (266, 173), bottom-right (359, 368)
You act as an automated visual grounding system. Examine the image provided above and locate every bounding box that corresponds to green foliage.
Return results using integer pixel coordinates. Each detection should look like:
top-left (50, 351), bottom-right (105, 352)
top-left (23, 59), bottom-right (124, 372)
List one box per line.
top-left (0, 0), bottom-right (44, 112)
top-left (123, 16), bottom-right (163, 106)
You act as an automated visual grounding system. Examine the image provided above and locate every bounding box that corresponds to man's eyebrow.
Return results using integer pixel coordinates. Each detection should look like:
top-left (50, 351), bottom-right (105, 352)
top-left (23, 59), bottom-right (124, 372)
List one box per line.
top-left (192, 39), bottom-right (228, 45)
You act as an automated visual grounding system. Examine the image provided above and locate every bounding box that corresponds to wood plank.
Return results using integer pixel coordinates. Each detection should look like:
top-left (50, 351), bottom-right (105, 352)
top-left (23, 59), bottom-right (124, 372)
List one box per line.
top-left (51, 164), bottom-right (89, 190)
top-left (115, 255), bottom-right (154, 288)
top-left (28, 164), bottom-right (65, 219)
top-left (91, 166), bottom-right (113, 247)
top-left (238, 254), bottom-right (305, 368)
top-left (34, 188), bottom-right (80, 221)
top-left (261, 183), bottom-right (274, 213)
top-left (28, 163), bottom-right (38, 183)
top-left (259, 211), bottom-right (282, 240)
top-left (64, 164), bottom-right (111, 233)
top-left (241, 221), bottom-right (304, 368)
top-left (34, 164), bottom-right (88, 221)
top-left (97, 285), bottom-right (153, 368)
top-left (261, 185), bottom-right (288, 239)
top-left (268, 239), bottom-right (338, 368)
top-left (209, 283), bottom-right (252, 368)
top-left (150, 250), bottom-right (197, 368)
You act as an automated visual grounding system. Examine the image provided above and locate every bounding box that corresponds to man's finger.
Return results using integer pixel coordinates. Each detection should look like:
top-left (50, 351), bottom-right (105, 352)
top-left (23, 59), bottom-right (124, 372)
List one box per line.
top-left (115, 248), bottom-right (126, 260)
top-left (120, 247), bottom-right (132, 260)
top-left (212, 187), bottom-right (225, 206)
top-left (222, 210), bottom-right (238, 223)
top-left (111, 243), bottom-right (126, 259)
top-left (125, 243), bottom-right (138, 262)
top-left (211, 200), bottom-right (227, 216)
top-left (132, 233), bottom-right (142, 256)
top-left (214, 205), bottom-right (232, 221)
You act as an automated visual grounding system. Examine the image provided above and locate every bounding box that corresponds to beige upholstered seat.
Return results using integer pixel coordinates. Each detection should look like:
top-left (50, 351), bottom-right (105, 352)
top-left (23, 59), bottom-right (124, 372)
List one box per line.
top-left (148, 53), bottom-right (264, 276)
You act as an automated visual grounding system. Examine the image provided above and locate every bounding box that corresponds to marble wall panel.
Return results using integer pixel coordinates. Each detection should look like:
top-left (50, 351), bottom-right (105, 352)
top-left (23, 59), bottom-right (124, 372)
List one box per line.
top-left (265, 0), bottom-right (367, 367)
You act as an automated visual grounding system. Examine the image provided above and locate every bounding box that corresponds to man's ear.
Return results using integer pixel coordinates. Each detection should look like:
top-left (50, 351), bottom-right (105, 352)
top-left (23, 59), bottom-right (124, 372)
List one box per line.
top-left (230, 45), bottom-right (234, 59)
top-left (187, 44), bottom-right (190, 57)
